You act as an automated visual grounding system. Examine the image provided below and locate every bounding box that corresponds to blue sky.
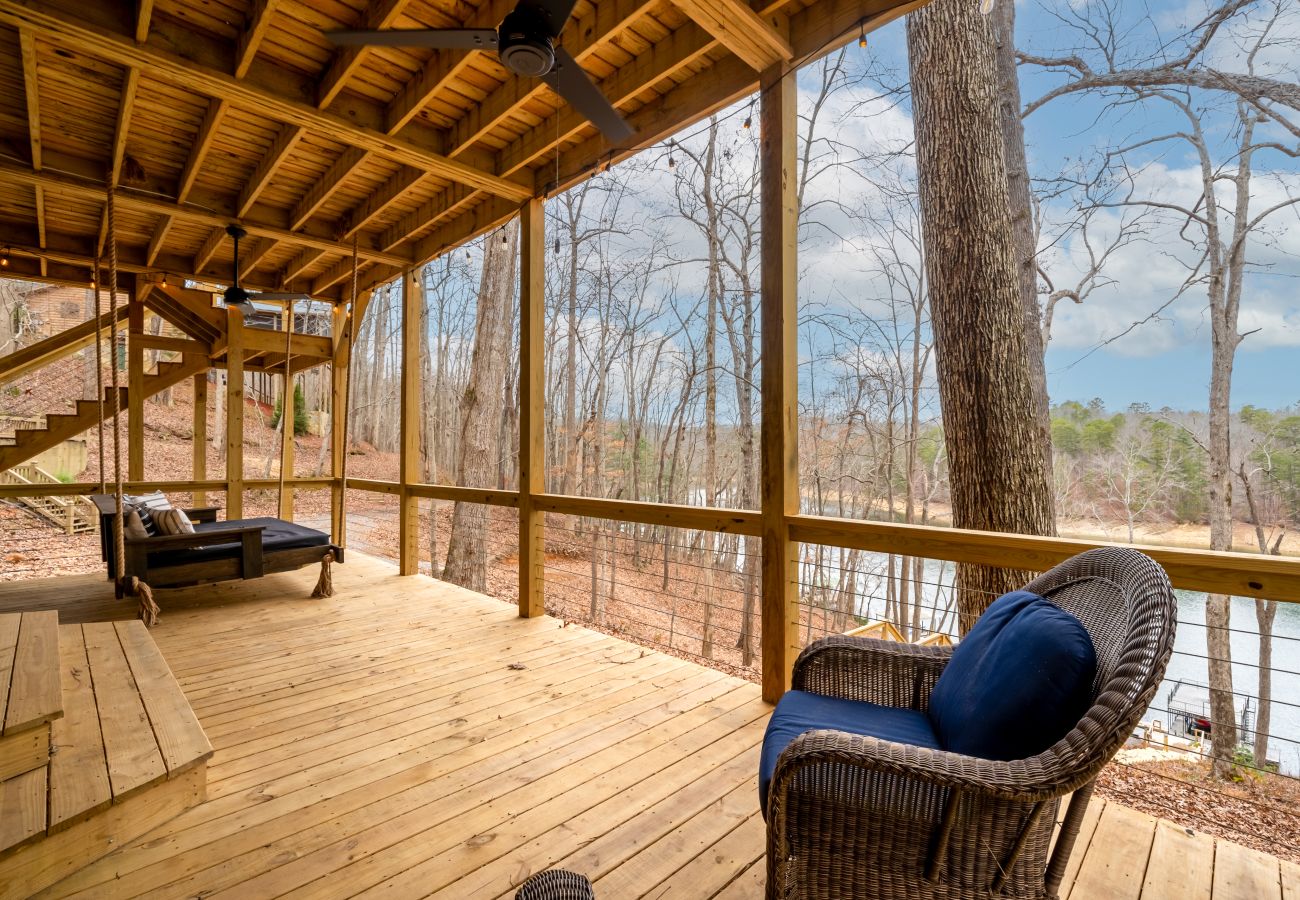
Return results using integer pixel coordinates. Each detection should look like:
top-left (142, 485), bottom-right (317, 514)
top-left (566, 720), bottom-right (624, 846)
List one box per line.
top-left (854, 2), bottom-right (1300, 412)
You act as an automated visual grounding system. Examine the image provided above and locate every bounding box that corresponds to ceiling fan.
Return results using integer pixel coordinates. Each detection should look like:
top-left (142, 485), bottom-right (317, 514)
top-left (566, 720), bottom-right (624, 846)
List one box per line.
top-left (222, 225), bottom-right (312, 316)
top-left (326, 0), bottom-right (634, 143)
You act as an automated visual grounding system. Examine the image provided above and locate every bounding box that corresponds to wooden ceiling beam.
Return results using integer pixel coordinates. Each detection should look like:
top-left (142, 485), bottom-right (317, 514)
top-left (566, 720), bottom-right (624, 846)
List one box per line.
top-left (0, 157), bottom-right (413, 267)
top-left (237, 123), bottom-right (305, 217)
top-left (313, 258), bottom-right (389, 297)
top-left (239, 237), bottom-right (278, 279)
top-left (135, 0), bottom-right (153, 43)
top-left (279, 247), bottom-right (328, 284)
top-left (146, 215), bottom-right (172, 266)
top-left (18, 28), bottom-right (41, 170)
top-left (0, 3), bottom-right (532, 202)
top-left (290, 147), bottom-right (366, 230)
top-left (192, 227), bottom-right (225, 272)
top-left (109, 66), bottom-right (140, 187)
top-left (318, 0), bottom-right (412, 109)
top-left (234, 0), bottom-right (282, 79)
top-left (671, 0), bottom-right (792, 71)
top-left (341, 166), bottom-right (425, 244)
top-left (178, 98), bottom-right (227, 204)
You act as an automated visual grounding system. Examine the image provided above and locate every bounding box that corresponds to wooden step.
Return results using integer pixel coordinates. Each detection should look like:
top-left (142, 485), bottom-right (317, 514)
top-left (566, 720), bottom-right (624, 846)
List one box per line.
top-left (0, 621), bottom-right (211, 898)
top-left (0, 612), bottom-right (61, 787)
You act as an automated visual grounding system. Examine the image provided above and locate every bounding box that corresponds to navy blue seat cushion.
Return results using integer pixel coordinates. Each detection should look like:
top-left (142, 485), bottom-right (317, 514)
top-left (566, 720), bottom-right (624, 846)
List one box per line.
top-left (759, 689), bottom-right (941, 814)
top-left (147, 517), bottom-right (329, 567)
top-left (927, 590), bottom-right (1097, 761)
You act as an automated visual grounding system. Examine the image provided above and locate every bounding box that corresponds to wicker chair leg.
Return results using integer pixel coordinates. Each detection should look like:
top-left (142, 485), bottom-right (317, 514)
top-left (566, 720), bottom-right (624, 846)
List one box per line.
top-left (924, 788), bottom-right (964, 881)
top-left (1044, 780), bottom-right (1096, 897)
top-left (992, 800), bottom-right (1048, 893)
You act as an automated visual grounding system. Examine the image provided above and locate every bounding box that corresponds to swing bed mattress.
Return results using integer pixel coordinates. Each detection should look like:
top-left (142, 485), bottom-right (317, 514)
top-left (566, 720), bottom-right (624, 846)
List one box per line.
top-left (151, 517), bottom-right (331, 566)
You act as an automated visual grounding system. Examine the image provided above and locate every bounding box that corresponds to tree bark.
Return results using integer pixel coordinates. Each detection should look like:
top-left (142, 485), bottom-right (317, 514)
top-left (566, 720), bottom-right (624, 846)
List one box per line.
top-left (908, 0), bottom-right (1057, 632)
top-left (443, 226), bottom-right (518, 591)
top-left (991, 0), bottom-right (1052, 463)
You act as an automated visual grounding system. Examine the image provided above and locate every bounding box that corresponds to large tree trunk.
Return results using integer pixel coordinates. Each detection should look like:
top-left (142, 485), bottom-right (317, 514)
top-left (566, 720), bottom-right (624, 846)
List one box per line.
top-left (991, 0), bottom-right (1052, 466)
top-left (443, 226), bottom-right (518, 591)
top-left (908, 0), bottom-right (1057, 632)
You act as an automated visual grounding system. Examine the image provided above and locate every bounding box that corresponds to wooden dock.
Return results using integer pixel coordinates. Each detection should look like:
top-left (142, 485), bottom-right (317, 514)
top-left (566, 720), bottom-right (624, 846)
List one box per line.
top-left (0, 554), bottom-right (1293, 899)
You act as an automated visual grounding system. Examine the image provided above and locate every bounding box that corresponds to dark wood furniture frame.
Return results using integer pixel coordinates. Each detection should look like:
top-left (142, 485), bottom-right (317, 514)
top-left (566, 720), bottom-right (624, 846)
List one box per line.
top-left (90, 495), bottom-right (343, 590)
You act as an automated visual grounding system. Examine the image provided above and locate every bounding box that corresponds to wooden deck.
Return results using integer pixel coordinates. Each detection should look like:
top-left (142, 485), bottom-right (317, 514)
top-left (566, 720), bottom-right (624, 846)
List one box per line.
top-left (0, 554), bottom-right (1293, 899)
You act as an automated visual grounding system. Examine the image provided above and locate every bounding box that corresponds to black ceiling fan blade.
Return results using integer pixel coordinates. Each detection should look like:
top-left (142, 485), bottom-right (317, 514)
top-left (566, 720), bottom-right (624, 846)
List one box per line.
top-left (326, 28), bottom-right (499, 49)
top-left (541, 47), bottom-right (634, 143)
top-left (518, 0), bottom-right (582, 38)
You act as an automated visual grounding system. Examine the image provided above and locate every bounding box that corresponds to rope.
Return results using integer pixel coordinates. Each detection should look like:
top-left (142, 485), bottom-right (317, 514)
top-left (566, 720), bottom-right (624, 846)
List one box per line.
top-left (92, 258), bottom-right (105, 492)
top-left (277, 299), bottom-right (293, 519)
top-left (106, 188), bottom-right (159, 625)
top-left (311, 550), bottom-right (335, 598)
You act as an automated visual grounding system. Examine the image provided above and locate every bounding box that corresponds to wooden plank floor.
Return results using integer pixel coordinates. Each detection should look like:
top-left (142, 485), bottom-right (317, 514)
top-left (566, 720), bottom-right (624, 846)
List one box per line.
top-left (0, 555), bottom-right (1290, 899)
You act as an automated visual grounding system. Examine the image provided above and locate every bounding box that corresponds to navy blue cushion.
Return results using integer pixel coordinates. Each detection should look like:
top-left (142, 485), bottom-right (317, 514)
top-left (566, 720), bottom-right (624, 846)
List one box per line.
top-left (927, 590), bottom-right (1097, 761)
top-left (147, 517), bottom-right (329, 567)
top-left (759, 689), bottom-right (941, 814)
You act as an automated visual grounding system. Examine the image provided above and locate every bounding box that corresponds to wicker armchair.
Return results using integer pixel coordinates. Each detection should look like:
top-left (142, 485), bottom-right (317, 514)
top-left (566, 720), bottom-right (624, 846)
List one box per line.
top-left (764, 547), bottom-right (1177, 900)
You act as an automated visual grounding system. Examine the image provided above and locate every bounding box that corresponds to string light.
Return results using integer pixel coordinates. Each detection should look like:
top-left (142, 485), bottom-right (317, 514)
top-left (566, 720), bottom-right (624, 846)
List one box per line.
top-left (500, 231), bottom-right (507, 245)
top-left (667, 140), bottom-right (676, 170)
top-left (858, 23), bottom-right (867, 49)
top-left (553, 238), bottom-right (560, 255)
top-left (742, 100), bottom-right (754, 130)
top-left (0, 247), bottom-right (9, 268)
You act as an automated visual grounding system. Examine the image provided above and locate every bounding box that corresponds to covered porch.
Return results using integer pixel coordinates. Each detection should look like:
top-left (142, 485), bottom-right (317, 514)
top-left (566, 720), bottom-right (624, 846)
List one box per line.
top-left (0, 554), bottom-right (1291, 899)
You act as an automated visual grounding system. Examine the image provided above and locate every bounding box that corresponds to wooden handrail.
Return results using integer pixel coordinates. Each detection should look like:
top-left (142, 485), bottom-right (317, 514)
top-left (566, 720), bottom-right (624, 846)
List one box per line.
top-left (6, 476), bottom-right (1297, 603)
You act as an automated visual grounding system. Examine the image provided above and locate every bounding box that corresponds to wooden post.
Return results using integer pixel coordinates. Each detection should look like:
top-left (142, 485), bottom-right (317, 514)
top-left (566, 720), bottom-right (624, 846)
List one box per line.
top-left (279, 303), bottom-right (295, 519)
top-left (226, 307), bottom-right (244, 519)
top-left (127, 290), bottom-right (144, 481)
top-left (399, 270), bottom-right (421, 575)
top-left (519, 197), bottom-right (545, 617)
top-left (759, 64), bottom-right (800, 704)
top-left (192, 372), bottom-right (207, 507)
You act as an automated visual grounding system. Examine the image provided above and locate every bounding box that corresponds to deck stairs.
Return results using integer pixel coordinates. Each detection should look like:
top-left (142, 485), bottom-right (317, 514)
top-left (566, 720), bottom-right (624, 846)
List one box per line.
top-left (0, 465), bottom-right (97, 534)
top-left (0, 353), bottom-right (210, 473)
top-left (0, 611), bottom-right (210, 898)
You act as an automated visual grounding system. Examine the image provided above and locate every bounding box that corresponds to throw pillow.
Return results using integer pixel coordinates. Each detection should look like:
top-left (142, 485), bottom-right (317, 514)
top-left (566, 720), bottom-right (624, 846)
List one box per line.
top-left (123, 508), bottom-right (150, 540)
top-left (154, 508), bottom-right (195, 536)
top-left (927, 590), bottom-right (1097, 761)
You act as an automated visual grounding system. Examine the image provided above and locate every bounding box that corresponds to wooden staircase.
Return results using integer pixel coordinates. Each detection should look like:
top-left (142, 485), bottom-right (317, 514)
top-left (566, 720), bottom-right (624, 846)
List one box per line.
top-left (0, 465), bottom-right (97, 534)
top-left (0, 612), bottom-right (210, 898)
top-left (0, 353), bottom-right (210, 473)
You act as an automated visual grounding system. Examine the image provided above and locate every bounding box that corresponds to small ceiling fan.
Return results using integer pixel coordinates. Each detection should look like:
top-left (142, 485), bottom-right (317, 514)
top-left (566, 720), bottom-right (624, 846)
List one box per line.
top-left (223, 225), bottom-right (312, 316)
top-left (326, 0), bottom-right (634, 143)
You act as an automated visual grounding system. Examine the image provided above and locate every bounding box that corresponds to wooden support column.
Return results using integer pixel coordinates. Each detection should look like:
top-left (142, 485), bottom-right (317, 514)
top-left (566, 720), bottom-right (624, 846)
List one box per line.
top-left (127, 291), bottom-right (144, 481)
top-left (518, 197), bottom-right (545, 617)
top-left (759, 64), bottom-right (800, 703)
top-left (226, 308), bottom-right (245, 519)
top-left (398, 270), bottom-right (421, 575)
top-left (330, 303), bottom-right (348, 545)
top-left (192, 372), bottom-right (208, 507)
top-left (279, 303), bottom-right (295, 519)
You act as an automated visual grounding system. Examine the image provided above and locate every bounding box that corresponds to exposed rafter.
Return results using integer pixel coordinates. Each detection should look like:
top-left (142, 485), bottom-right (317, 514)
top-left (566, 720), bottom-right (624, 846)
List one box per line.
top-left (290, 147), bottom-right (366, 230)
top-left (135, 0), bottom-right (153, 43)
top-left (192, 227), bottom-right (225, 272)
top-left (237, 124), bottom-right (305, 217)
top-left (235, 0), bottom-right (282, 79)
top-left (279, 247), bottom-right (327, 284)
top-left (317, 0), bottom-right (413, 109)
top-left (0, 3), bottom-right (532, 202)
top-left (146, 216), bottom-right (172, 266)
top-left (341, 166), bottom-right (425, 244)
top-left (0, 157), bottom-right (413, 267)
top-left (178, 98), bottom-right (227, 204)
top-left (19, 28), bottom-right (41, 169)
top-left (109, 66), bottom-right (140, 187)
top-left (239, 237), bottom-right (278, 280)
top-left (672, 0), bottom-right (792, 71)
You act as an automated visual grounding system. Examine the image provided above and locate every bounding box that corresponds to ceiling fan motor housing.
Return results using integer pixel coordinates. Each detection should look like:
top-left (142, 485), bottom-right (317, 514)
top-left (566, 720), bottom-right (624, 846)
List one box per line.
top-left (497, 8), bottom-right (555, 77)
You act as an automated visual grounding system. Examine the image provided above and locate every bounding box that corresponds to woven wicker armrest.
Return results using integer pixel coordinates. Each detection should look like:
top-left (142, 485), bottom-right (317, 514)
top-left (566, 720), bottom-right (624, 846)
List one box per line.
top-left (792, 635), bottom-right (953, 710)
top-left (771, 729), bottom-right (1089, 806)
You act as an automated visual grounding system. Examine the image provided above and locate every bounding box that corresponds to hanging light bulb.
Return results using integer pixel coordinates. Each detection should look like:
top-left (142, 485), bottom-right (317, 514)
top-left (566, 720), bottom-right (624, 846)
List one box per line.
top-left (500, 231), bottom-right (507, 245)
top-left (465, 249), bottom-right (472, 263)
top-left (742, 114), bottom-right (752, 130)
top-left (667, 155), bottom-right (675, 170)
top-left (858, 24), bottom-right (867, 49)
top-left (553, 238), bottom-right (560, 255)
top-left (0, 247), bottom-right (9, 267)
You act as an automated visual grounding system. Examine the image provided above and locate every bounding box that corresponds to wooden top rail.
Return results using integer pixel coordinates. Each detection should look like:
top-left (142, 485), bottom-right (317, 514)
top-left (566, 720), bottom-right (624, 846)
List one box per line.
top-left (4, 477), bottom-right (1296, 603)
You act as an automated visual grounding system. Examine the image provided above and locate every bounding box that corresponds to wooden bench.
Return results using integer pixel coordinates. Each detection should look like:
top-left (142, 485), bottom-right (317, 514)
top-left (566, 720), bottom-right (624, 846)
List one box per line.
top-left (0, 617), bottom-right (212, 897)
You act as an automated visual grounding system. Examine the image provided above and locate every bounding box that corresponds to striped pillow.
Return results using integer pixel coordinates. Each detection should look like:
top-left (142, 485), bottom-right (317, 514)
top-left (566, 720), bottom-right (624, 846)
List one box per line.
top-left (123, 509), bottom-right (150, 540)
top-left (125, 492), bottom-right (172, 537)
top-left (153, 508), bottom-right (195, 536)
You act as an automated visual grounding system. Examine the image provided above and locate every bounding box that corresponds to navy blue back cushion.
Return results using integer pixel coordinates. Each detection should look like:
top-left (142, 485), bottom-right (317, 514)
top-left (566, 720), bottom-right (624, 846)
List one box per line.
top-left (927, 590), bottom-right (1097, 761)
